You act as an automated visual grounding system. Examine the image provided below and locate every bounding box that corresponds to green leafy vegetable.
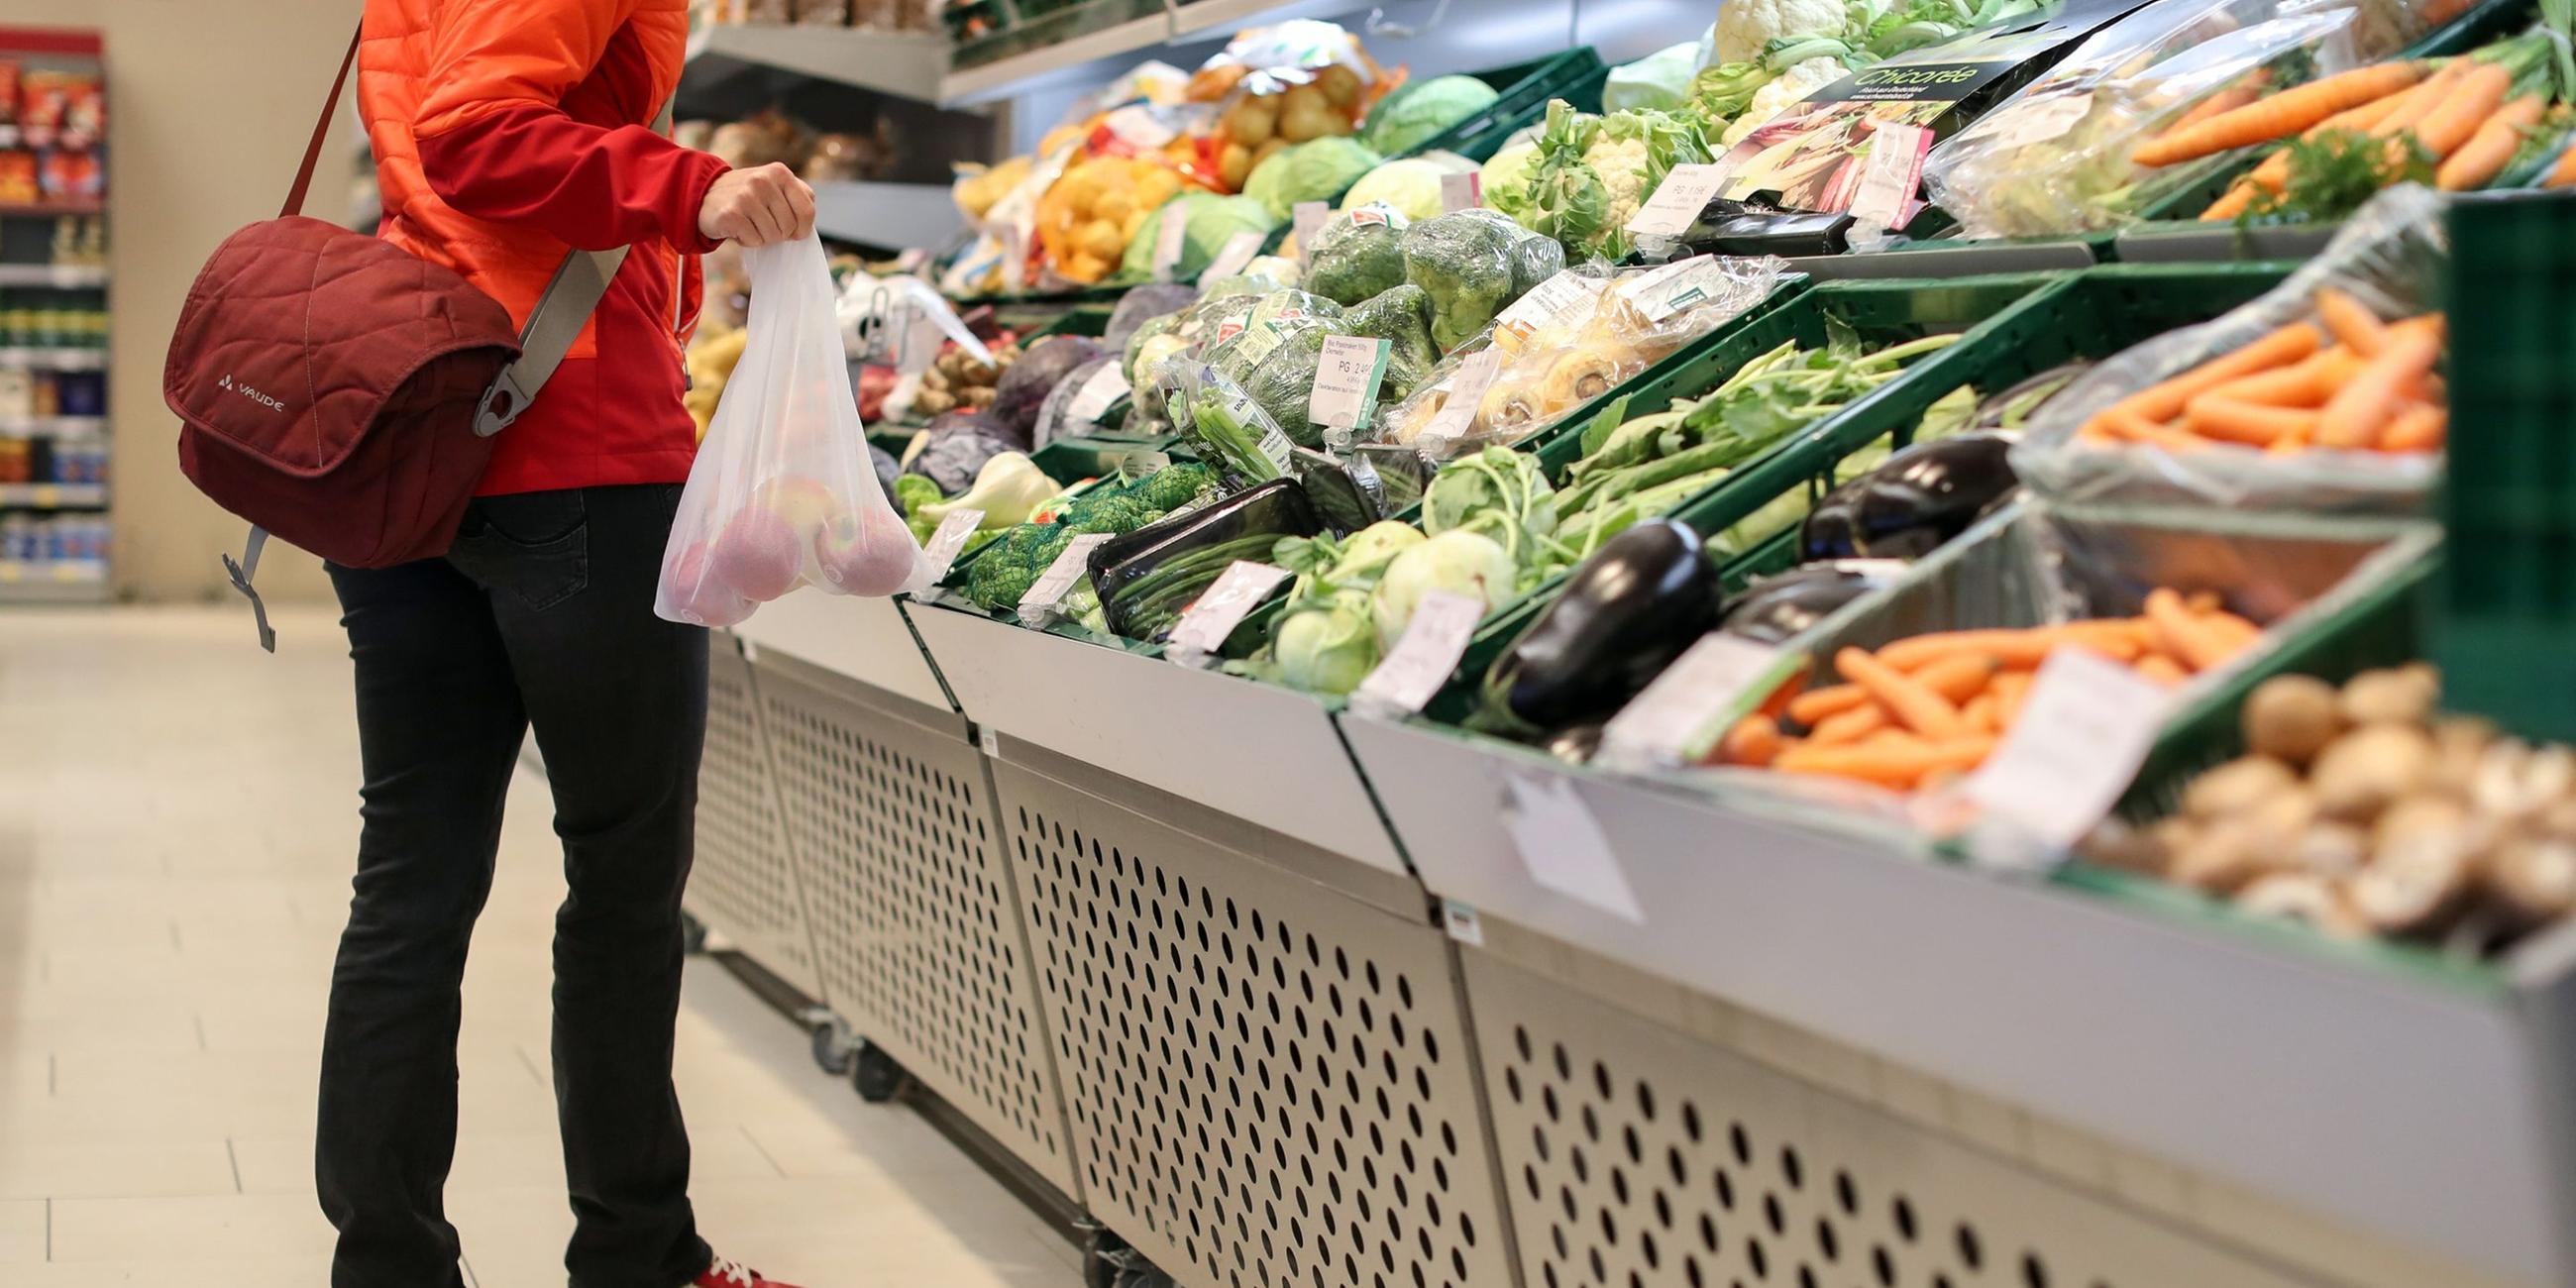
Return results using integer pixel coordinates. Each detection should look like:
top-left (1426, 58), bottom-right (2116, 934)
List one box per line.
top-left (2242, 128), bottom-right (2433, 227)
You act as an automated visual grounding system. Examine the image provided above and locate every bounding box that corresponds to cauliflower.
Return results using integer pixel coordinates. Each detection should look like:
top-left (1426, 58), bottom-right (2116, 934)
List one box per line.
top-left (1713, 0), bottom-right (1853, 63)
top-left (1721, 56), bottom-right (1849, 146)
top-left (1579, 131), bottom-right (1657, 233)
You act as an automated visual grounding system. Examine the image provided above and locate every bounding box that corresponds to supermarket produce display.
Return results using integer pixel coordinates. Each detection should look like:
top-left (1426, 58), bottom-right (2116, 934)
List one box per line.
top-left (673, 5), bottom-right (2576, 1288)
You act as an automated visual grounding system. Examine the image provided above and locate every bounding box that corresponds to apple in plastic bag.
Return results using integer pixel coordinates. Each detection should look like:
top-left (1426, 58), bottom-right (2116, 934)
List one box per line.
top-left (663, 540), bottom-right (756, 627)
top-left (710, 505), bottom-right (805, 600)
top-left (812, 500), bottom-right (921, 596)
top-left (749, 475), bottom-right (835, 535)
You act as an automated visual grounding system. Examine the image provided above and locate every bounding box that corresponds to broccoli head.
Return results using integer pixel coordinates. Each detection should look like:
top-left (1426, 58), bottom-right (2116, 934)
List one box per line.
top-left (1242, 326), bottom-right (1331, 449)
top-left (1302, 205), bottom-right (1412, 307)
top-left (1340, 284), bottom-right (1440, 404)
top-left (1134, 462), bottom-right (1220, 511)
top-left (1401, 211), bottom-right (1524, 352)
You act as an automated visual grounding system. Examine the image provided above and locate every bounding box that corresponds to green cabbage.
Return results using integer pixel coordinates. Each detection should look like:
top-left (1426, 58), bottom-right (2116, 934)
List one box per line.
top-left (1120, 193), bottom-right (1280, 281)
top-left (1243, 138), bottom-right (1383, 221)
top-left (1339, 156), bottom-right (1475, 221)
top-left (1480, 142), bottom-right (1541, 220)
top-left (1361, 74), bottom-right (1503, 156)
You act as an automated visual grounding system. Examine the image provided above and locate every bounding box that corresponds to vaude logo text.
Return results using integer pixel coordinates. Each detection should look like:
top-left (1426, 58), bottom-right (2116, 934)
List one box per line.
top-left (217, 374), bottom-right (286, 413)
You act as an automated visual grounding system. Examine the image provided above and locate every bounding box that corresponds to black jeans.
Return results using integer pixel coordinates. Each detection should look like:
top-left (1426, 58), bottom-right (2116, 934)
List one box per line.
top-left (319, 483), bottom-right (714, 1288)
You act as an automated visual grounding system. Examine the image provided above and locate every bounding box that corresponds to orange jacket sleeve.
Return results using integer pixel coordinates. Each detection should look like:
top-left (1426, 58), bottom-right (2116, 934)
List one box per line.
top-left (411, 0), bottom-right (725, 254)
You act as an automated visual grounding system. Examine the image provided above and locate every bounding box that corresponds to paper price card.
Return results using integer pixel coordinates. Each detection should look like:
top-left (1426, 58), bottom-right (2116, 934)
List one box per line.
top-left (1849, 122), bottom-right (1934, 232)
top-left (1615, 256), bottom-right (1730, 326)
top-left (1597, 634), bottom-right (1792, 773)
top-left (1963, 647), bottom-right (2172, 854)
top-left (1201, 229), bottom-right (1266, 282)
top-left (1310, 335), bottom-right (1393, 434)
top-left (1165, 560), bottom-right (1291, 661)
top-left (1503, 772), bottom-right (1645, 923)
top-left (917, 508), bottom-right (986, 585)
top-left (1151, 211), bottom-right (1192, 281)
top-left (1293, 200), bottom-right (1332, 251)
top-left (1256, 420), bottom-right (1296, 472)
top-left (1351, 590), bottom-right (1485, 718)
top-left (1017, 532), bottom-right (1111, 623)
top-left (1440, 170), bottom-right (1483, 212)
top-left (1417, 348), bottom-right (1505, 448)
top-left (1103, 104), bottom-right (1177, 149)
top-left (1491, 270), bottom-right (1603, 353)
top-left (1067, 364), bottom-right (1131, 423)
top-left (1625, 162), bottom-right (1731, 239)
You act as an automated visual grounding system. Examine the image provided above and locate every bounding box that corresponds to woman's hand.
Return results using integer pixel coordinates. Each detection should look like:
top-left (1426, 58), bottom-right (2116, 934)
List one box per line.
top-left (698, 162), bottom-right (816, 246)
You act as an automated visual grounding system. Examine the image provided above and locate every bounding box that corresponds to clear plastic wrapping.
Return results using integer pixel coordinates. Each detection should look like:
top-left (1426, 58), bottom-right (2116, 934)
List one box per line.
top-left (2009, 185), bottom-right (2447, 513)
top-left (1923, 0), bottom-right (2365, 239)
top-left (1374, 256), bottom-right (1791, 459)
top-left (659, 237), bottom-right (920, 628)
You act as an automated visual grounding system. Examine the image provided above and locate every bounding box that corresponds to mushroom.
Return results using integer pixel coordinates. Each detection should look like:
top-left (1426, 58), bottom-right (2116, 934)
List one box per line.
top-left (2309, 723), bottom-right (2434, 820)
top-left (2290, 819), bottom-right (2370, 879)
top-left (2242, 675), bottom-right (2343, 766)
top-left (2485, 833), bottom-right (2576, 925)
top-left (2473, 740), bottom-right (2576, 821)
top-left (2234, 873), bottom-right (2368, 938)
top-left (2183, 755), bottom-right (2299, 821)
top-left (2349, 796), bottom-right (2479, 934)
top-left (2427, 716), bottom-right (2497, 799)
top-left (2171, 811), bottom-right (2304, 894)
top-left (2340, 665), bottom-right (2438, 727)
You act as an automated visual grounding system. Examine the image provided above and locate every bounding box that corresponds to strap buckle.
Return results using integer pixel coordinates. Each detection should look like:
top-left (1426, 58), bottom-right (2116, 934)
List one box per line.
top-left (476, 370), bottom-right (533, 438)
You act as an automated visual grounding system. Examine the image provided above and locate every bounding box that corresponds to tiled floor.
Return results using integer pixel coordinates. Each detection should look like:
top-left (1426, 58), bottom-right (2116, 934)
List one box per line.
top-left (0, 605), bottom-right (1078, 1286)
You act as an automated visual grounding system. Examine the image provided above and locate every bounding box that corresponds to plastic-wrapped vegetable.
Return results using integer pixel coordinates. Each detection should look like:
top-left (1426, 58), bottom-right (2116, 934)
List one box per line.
top-left (1125, 313), bottom-right (1181, 382)
top-left (903, 413), bottom-right (1021, 494)
top-left (1105, 283), bottom-right (1203, 350)
top-left (1032, 355), bottom-right (1125, 447)
top-left (1339, 153), bottom-right (1480, 220)
top-left (992, 335), bottom-right (1106, 439)
top-left (1340, 284), bottom-right (1440, 402)
top-left (1240, 325), bottom-right (1332, 447)
top-left (1162, 362), bottom-right (1294, 485)
top-left (1088, 479), bottom-right (1323, 641)
top-left (1301, 204), bottom-right (1412, 305)
top-left (1402, 209), bottom-right (1535, 351)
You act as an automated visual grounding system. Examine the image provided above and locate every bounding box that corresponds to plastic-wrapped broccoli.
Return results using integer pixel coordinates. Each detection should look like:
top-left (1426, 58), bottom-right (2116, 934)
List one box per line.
top-left (1401, 210), bottom-right (1528, 352)
top-left (1450, 206), bottom-right (1568, 295)
top-left (1208, 290), bottom-right (1342, 384)
top-left (1301, 205), bottom-right (1412, 307)
top-left (1242, 326), bottom-right (1331, 450)
top-left (1340, 284), bottom-right (1439, 403)
top-left (1125, 313), bottom-right (1180, 383)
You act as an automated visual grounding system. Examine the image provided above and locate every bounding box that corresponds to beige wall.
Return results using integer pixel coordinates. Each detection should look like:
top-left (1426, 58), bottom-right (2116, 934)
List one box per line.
top-left (6, 0), bottom-right (358, 602)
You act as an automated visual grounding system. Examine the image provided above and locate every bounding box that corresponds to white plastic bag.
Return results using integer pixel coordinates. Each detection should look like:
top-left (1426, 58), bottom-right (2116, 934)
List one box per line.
top-left (657, 236), bottom-right (922, 628)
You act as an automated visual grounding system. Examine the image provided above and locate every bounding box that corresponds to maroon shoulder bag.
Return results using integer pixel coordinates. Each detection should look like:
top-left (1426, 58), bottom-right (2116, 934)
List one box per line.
top-left (162, 30), bottom-right (647, 650)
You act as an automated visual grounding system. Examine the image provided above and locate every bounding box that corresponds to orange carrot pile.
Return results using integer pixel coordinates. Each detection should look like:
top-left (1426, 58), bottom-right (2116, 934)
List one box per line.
top-left (2077, 287), bottom-right (2444, 455)
top-left (1710, 592), bottom-right (2263, 791)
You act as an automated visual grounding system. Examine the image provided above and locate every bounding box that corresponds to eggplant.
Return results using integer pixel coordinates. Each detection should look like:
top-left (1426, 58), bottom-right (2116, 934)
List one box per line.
top-left (1668, 198), bottom-right (1855, 258)
top-left (1972, 361), bottom-right (2090, 432)
top-left (1799, 433), bottom-right (2018, 563)
top-left (1477, 520), bottom-right (1721, 736)
top-left (1088, 480), bottom-right (1321, 641)
top-left (1719, 563), bottom-right (1892, 645)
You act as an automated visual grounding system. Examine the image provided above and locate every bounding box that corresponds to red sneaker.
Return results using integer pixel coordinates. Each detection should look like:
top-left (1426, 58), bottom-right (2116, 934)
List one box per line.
top-left (694, 1255), bottom-right (804, 1288)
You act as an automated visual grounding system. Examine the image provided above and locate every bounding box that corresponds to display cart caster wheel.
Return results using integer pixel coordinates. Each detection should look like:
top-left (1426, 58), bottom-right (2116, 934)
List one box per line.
top-left (1076, 1221), bottom-right (1128, 1288)
top-left (849, 1041), bottom-right (912, 1103)
top-left (681, 912), bottom-right (709, 956)
top-left (805, 1014), bottom-right (853, 1077)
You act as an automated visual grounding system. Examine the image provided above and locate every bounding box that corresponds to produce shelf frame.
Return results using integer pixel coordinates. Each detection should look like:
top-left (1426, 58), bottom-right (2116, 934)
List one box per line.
top-left (986, 734), bottom-right (1525, 1288)
top-left (684, 633), bottom-right (826, 999)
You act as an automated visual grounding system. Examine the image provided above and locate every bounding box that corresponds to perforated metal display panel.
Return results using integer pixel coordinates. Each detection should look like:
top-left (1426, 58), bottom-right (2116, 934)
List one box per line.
top-left (996, 758), bottom-right (1523, 1288)
top-left (687, 638), bottom-right (821, 998)
top-left (1462, 949), bottom-right (2324, 1288)
top-left (753, 659), bottom-right (1079, 1196)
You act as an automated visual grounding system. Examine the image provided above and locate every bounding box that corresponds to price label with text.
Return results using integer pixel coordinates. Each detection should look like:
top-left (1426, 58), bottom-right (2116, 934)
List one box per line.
top-left (1310, 335), bottom-right (1393, 434)
top-left (1151, 212), bottom-right (1192, 281)
top-left (1492, 269), bottom-right (1604, 352)
top-left (1849, 122), bottom-right (1934, 231)
top-left (916, 508), bottom-right (987, 585)
top-left (1504, 773), bottom-right (1645, 922)
top-left (1102, 104), bottom-right (1178, 149)
top-left (1256, 421), bottom-right (1296, 472)
top-left (1017, 533), bottom-right (1112, 621)
top-left (1597, 634), bottom-right (1791, 772)
top-left (1626, 162), bottom-right (1731, 238)
top-left (1417, 348), bottom-right (1505, 447)
top-left (1440, 170), bottom-right (1483, 212)
top-left (1615, 255), bottom-right (1736, 326)
top-left (1166, 560), bottom-right (1291, 659)
top-left (1963, 647), bottom-right (2172, 850)
top-left (1352, 590), bottom-right (1485, 718)
top-left (1068, 364), bottom-right (1131, 423)
top-left (1201, 229), bottom-right (1266, 282)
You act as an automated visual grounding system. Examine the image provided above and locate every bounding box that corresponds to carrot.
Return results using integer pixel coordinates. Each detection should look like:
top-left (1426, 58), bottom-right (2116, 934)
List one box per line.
top-left (2184, 396), bottom-right (2319, 446)
top-left (1913, 652), bottom-right (2001, 704)
top-left (1878, 622), bottom-right (2141, 672)
top-left (2315, 289), bottom-right (2390, 356)
top-left (2437, 94), bottom-right (2547, 189)
top-left (2143, 588), bottom-right (2242, 672)
top-left (2088, 407), bottom-right (2211, 453)
top-left (2136, 654), bottom-right (2190, 686)
top-left (2156, 77), bottom-right (2270, 143)
top-left (2134, 60), bottom-right (2431, 166)
top-left (2413, 61), bottom-right (2514, 161)
top-left (2316, 327), bottom-right (2441, 449)
top-left (1961, 692), bottom-right (2002, 734)
top-left (1786, 684), bottom-right (1870, 726)
top-left (1991, 671), bottom-right (2034, 727)
top-left (1810, 702), bottom-right (1889, 746)
top-left (2185, 590), bottom-right (2221, 613)
top-left (2231, 62), bottom-right (2464, 200)
top-left (2102, 323), bottom-right (2321, 423)
top-left (1719, 714), bottom-right (1784, 767)
top-left (2548, 137), bottom-right (2576, 187)
top-left (2380, 402), bottom-right (2447, 452)
top-left (2199, 180), bottom-right (2260, 222)
top-left (1772, 737), bottom-right (2000, 791)
top-left (2198, 351), bottom-right (2340, 407)
top-left (1837, 647), bottom-right (1971, 741)
top-left (2200, 609), bottom-right (2263, 651)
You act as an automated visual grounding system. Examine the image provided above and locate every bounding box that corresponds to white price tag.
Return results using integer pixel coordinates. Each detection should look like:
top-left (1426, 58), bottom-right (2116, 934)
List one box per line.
top-left (1102, 104), bottom-right (1178, 149)
top-left (1963, 647), bottom-right (2173, 851)
top-left (1440, 170), bottom-right (1483, 212)
top-left (1256, 421), bottom-right (1296, 472)
top-left (1615, 255), bottom-right (1733, 326)
top-left (1165, 560), bottom-right (1291, 659)
top-left (1626, 161), bottom-right (1731, 239)
top-left (917, 508), bottom-right (987, 585)
top-left (1151, 211), bottom-right (1192, 282)
top-left (1293, 200), bottom-right (1332, 251)
top-left (1442, 898), bottom-right (1485, 946)
top-left (1504, 773), bottom-right (1645, 922)
top-left (1848, 122), bottom-right (1933, 231)
top-left (1597, 633), bottom-right (1793, 772)
top-left (1418, 348), bottom-right (1505, 448)
top-left (1017, 532), bottom-right (1113, 620)
top-left (1228, 318), bottom-right (1291, 372)
top-left (1068, 364), bottom-right (1131, 423)
top-left (1115, 448), bottom-right (1171, 476)
top-left (1201, 229), bottom-right (1266, 282)
top-left (1989, 92), bottom-right (2093, 150)
top-left (1352, 590), bottom-right (1484, 718)
top-left (1310, 335), bottom-right (1392, 434)
top-left (1492, 269), bottom-right (1604, 352)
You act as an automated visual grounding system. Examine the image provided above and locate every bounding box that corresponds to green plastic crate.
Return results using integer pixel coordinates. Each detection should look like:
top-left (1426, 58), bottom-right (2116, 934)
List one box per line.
top-left (1405, 49), bottom-right (1607, 163)
top-left (2437, 189), bottom-right (2576, 744)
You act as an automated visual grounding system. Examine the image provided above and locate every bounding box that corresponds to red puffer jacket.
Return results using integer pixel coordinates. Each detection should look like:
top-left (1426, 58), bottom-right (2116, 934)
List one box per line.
top-left (359, 0), bottom-right (730, 495)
